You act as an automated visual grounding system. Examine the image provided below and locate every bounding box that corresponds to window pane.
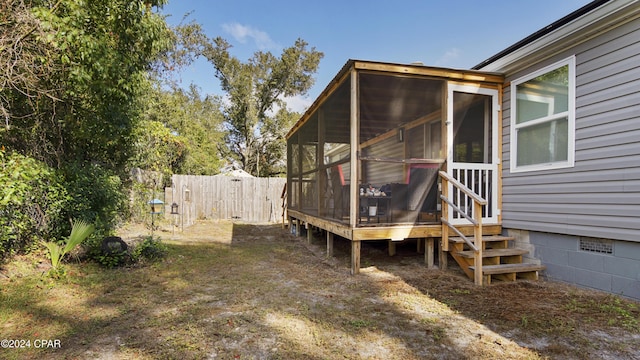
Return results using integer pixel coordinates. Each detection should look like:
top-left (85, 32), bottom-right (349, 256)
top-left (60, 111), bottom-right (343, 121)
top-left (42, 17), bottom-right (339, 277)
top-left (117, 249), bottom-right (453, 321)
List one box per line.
top-left (516, 65), bottom-right (569, 124)
top-left (516, 117), bottom-right (568, 166)
top-left (517, 96), bottom-right (553, 123)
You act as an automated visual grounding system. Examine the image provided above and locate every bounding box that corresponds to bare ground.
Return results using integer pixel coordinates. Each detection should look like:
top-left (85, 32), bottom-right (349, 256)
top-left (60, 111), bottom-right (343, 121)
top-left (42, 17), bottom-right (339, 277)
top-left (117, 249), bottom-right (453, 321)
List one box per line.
top-left (1, 220), bottom-right (639, 359)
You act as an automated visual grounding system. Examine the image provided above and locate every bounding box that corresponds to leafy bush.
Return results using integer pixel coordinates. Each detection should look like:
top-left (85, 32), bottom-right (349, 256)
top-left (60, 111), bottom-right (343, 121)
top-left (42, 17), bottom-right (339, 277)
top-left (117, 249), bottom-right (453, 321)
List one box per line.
top-left (59, 162), bottom-right (129, 238)
top-left (95, 249), bottom-right (129, 268)
top-left (132, 236), bottom-right (168, 263)
top-left (83, 235), bottom-right (167, 268)
top-left (0, 150), bottom-right (70, 262)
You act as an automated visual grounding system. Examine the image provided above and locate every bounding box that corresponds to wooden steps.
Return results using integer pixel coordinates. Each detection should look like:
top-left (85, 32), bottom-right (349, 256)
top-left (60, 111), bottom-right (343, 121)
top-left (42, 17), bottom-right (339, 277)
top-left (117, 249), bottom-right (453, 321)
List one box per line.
top-left (469, 263), bottom-right (546, 284)
top-left (456, 248), bottom-right (528, 258)
top-left (448, 235), bottom-right (545, 284)
top-left (449, 235), bottom-right (515, 244)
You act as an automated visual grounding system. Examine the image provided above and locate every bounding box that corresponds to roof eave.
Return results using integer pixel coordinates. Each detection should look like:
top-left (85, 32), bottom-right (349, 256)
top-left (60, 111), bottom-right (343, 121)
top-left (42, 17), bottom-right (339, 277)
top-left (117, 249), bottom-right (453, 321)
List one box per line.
top-left (286, 60), bottom-right (504, 140)
top-left (474, 0), bottom-right (640, 73)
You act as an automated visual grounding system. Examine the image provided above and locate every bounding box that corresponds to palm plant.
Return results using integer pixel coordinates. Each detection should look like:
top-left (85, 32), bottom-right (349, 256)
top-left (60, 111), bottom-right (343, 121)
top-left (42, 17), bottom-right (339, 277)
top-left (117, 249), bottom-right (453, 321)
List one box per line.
top-left (43, 219), bottom-right (95, 272)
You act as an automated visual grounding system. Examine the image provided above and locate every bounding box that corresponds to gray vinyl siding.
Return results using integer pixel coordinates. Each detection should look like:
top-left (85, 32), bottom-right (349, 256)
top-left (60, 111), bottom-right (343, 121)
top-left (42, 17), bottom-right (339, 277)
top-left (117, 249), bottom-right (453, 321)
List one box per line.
top-left (362, 136), bottom-right (405, 186)
top-left (501, 18), bottom-right (640, 243)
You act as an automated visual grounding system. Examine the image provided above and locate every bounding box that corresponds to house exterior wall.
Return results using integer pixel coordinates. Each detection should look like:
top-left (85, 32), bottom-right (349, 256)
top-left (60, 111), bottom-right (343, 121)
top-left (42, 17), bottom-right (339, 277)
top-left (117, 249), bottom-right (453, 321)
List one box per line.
top-left (507, 229), bottom-right (640, 300)
top-left (500, 17), bottom-right (640, 243)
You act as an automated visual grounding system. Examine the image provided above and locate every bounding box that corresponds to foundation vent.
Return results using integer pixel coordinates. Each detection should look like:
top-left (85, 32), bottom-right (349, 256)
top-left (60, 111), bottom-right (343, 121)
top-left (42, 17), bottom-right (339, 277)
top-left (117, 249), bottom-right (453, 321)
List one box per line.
top-left (579, 237), bottom-right (613, 254)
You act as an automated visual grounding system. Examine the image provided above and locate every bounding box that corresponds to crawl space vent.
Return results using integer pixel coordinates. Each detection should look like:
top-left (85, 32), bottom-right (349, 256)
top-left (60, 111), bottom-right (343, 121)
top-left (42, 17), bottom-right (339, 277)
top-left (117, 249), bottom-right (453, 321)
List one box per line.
top-left (579, 237), bottom-right (613, 254)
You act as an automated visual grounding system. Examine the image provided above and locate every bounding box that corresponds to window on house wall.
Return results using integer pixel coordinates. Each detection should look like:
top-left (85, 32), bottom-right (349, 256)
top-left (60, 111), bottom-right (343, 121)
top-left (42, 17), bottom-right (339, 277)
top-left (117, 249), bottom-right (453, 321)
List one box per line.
top-left (510, 56), bottom-right (575, 172)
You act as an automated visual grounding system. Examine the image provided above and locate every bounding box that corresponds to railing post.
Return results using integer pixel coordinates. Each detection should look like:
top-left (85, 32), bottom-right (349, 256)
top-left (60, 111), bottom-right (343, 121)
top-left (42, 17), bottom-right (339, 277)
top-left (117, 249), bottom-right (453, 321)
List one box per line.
top-left (441, 177), bottom-right (449, 252)
top-left (473, 200), bottom-right (483, 286)
top-left (439, 170), bottom-right (486, 285)
top-left (440, 176), bottom-right (449, 270)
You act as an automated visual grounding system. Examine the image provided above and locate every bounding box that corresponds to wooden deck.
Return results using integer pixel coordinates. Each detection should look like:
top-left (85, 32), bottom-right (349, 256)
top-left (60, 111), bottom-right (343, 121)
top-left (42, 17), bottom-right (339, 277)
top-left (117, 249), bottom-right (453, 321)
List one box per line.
top-left (289, 209), bottom-right (502, 241)
top-left (288, 209), bottom-right (503, 274)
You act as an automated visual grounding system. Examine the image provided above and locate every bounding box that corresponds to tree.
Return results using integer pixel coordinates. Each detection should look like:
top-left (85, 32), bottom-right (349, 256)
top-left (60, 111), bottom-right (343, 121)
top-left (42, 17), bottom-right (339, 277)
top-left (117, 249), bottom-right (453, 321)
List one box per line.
top-left (0, 0), bottom-right (64, 160)
top-left (1, 0), bottom-right (174, 244)
top-left (203, 37), bottom-right (323, 177)
top-left (1, 0), bottom-right (173, 172)
top-left (259, 107), bottom-right (299, 176)
top-left (138, 83), bottom-right (225, 176)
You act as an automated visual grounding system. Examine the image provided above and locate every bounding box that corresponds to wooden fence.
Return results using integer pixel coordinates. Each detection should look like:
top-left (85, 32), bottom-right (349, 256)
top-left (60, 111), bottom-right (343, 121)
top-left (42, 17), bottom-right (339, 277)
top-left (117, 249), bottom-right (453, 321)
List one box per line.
top-left (166, 175), bottom-right (287, 227)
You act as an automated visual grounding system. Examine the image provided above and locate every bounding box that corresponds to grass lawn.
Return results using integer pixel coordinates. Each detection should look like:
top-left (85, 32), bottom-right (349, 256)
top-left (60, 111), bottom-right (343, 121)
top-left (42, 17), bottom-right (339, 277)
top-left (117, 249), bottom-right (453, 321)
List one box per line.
top-left (1, 221), bottom-right (638, 359)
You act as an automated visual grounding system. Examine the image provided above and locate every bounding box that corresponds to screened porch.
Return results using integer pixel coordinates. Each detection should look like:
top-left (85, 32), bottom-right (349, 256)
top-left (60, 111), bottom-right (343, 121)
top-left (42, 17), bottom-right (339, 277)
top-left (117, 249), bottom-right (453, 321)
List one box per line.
top-left (286, 60), bottom-right (504, 234)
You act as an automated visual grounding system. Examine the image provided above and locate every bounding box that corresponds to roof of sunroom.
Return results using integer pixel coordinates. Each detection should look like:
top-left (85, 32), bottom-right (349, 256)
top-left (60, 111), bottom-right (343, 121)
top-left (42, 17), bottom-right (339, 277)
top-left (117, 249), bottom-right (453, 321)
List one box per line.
top-left (286, 59), bottom-right (503, 139)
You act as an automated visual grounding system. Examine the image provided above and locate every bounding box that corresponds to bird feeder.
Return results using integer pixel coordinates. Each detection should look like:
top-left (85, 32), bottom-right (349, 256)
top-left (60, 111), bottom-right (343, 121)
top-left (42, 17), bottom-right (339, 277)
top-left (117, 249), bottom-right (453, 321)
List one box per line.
top-left (148, 199), bottom-right (164, 214)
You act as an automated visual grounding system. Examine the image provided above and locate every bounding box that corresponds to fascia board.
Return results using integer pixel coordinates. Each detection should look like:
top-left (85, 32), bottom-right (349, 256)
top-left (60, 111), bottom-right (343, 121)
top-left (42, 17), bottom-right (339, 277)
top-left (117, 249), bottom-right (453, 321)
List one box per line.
top-left (480, 0), bottom-right (640, 74)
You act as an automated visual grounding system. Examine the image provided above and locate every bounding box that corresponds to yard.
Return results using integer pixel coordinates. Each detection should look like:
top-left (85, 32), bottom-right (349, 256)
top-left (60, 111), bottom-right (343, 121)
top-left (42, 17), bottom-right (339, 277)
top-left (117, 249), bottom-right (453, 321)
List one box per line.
top-left (1, 221), bottom-right (639, 359)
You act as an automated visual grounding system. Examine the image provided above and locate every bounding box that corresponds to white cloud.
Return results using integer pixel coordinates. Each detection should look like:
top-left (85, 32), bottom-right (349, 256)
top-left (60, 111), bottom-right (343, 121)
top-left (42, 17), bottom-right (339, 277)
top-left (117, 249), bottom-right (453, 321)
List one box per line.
top-left (265, 95), bottom-right (312, 118)
top-left (282, 95), bottom-right (313, 114)
top-left (435, 48), bottom-right (462, 67)
top-left (222, 22), bottom-right (278, 50)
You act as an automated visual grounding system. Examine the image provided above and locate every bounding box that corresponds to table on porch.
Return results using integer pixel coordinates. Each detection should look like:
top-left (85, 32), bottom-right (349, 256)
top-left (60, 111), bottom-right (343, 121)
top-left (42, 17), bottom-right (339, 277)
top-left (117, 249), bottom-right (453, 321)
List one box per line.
top-left (360, 195), bottom-right (392, 224)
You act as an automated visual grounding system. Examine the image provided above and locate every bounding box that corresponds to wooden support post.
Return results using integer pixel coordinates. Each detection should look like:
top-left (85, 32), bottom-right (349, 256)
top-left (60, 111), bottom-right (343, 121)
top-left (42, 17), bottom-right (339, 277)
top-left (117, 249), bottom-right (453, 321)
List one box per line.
top-left (295, 219), bottom-right (301, 237)
top-left (439, 239), bottom-right (448, 270)
top-left (306, 223), bottom-right (312, 243)
top-left (318, 109), bottom-right (326, 217)
top-left (388, 240), bottom-right (397, 256)
top-left (327, 232), bottom-right (334, 257)
top-left (425, 237), bottom-right (435, 268)
top-left (349, 69), bottom-right (359, 227)
top-left (474, 200), bottom-right (483, 286)
top-left (351, 241), bottom-right (361, 275)
top-left (441, 177), bottom-right (450, 252)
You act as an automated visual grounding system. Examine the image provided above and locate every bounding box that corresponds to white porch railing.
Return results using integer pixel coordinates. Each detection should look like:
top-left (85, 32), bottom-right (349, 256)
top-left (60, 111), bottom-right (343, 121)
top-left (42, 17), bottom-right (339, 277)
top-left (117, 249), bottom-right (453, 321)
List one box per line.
top-left (449, 163), bottom-right (498, 225)
top-left (439, 170), bottom-right (486, 285)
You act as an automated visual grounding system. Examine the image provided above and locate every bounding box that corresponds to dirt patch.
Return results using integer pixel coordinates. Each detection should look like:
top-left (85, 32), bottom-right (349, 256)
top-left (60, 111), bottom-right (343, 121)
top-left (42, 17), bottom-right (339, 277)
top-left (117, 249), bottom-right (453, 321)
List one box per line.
top-left (1, 221), bottom-right (638, 359)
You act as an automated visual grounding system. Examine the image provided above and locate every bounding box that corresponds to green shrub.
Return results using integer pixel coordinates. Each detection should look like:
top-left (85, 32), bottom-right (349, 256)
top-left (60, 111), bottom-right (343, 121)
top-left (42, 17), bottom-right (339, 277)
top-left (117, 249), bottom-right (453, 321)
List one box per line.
top-left (95, 250), bottom-right (129, 268)
top-left (60, 162), bottom-right (129, 236)
top-left (0, 150), bottom-right (70, 262)
top-left (83, 235), bottom-right (167, 268)
top-left (132, 236), bottom-right (168, 263)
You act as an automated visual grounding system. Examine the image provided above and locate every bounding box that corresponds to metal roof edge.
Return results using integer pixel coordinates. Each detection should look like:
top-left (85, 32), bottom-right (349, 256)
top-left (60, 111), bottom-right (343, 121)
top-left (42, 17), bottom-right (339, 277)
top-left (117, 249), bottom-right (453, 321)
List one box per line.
top-left (472, 0), bottom-right (636, 71)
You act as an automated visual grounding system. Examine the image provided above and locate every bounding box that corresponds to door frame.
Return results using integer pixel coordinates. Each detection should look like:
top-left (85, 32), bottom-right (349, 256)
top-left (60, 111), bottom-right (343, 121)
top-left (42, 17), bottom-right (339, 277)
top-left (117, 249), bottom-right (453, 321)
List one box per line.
top-left (446, 83), bottom-right (500, 225)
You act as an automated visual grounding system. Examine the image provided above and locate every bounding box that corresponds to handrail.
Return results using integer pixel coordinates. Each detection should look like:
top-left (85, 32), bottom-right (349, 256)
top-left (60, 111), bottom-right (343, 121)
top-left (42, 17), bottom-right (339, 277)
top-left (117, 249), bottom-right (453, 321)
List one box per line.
top-left (359, 156), bottom-right (445, 165)
top-left (439, 170), bottom-right (485, 286)
top-left (440, 219), bottom-right (478, 252)
top-left (440, 195), bottom-right (478, 226)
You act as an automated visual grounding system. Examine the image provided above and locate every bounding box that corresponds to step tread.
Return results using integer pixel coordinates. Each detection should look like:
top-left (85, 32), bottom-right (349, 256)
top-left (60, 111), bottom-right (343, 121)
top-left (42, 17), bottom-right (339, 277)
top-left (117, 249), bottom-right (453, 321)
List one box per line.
top-left (449, 235), bottom-right (515, 244)
top-left (456, 248), bottom-right (529, 258)
top-left (469, 263), bottom-right (546, 275)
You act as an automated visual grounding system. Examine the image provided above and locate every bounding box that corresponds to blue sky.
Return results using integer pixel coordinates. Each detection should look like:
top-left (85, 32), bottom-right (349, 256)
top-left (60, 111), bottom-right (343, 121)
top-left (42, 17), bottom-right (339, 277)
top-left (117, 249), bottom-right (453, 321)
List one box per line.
top-left (161, 0), bottom-right (592, 112)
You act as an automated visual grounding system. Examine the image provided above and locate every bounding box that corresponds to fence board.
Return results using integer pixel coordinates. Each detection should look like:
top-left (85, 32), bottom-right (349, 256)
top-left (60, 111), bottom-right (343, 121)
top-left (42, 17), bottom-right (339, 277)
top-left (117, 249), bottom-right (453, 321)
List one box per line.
top-left (166, 175), bottom-right (286, 227)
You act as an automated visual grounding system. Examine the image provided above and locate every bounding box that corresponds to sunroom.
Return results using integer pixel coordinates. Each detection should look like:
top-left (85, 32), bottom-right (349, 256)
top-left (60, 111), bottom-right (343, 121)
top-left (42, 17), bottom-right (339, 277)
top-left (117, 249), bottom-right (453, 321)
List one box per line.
top-left (286, 60), bottom-right (505, 274)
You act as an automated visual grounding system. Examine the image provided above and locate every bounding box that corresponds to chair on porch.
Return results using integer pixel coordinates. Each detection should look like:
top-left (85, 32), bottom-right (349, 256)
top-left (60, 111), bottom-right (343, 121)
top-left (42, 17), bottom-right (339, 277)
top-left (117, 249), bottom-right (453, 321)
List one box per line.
top-left (329, 165), bottom-right (349, 220)
top-left (405, 164), bottom-right (440, 222)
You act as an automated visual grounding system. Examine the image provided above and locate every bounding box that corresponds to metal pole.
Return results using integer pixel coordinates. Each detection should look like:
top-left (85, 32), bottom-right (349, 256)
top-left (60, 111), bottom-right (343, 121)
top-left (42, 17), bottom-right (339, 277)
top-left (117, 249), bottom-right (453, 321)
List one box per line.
top-left (181, 184), bottom-right (185, 232)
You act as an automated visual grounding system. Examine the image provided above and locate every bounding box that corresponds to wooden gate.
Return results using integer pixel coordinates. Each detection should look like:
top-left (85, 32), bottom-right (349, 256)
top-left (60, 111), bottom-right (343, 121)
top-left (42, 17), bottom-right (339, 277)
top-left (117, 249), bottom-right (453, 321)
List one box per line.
top-left (167, 175), bottom-right (287, 227)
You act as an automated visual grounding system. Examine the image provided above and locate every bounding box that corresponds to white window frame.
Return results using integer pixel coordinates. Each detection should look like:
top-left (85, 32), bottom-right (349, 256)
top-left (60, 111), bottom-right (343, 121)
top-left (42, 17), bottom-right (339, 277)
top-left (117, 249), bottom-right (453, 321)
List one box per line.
top-left (510, 56), bottom-right (576, 173)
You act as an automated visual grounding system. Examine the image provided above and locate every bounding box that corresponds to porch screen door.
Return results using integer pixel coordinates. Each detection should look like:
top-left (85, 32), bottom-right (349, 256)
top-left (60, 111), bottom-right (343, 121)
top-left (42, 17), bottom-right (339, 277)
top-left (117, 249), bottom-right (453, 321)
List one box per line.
top-left (446, 84), bottom-right (499, 225)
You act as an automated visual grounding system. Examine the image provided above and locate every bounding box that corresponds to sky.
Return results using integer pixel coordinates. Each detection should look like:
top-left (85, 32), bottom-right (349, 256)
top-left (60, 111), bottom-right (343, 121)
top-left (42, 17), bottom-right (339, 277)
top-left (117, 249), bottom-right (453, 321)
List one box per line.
top-left (160, 0), bottom-right (593, 112)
